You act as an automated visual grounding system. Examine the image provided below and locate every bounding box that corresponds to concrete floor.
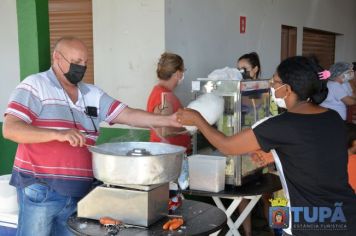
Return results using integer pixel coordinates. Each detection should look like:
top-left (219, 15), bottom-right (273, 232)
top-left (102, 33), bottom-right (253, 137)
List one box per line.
top-left (217, 215), bottom-right (275, 236)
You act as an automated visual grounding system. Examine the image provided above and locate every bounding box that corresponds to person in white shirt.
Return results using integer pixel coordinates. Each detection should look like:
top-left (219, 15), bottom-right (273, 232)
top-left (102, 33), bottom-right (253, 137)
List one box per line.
top-left (320, 62), bottom-right (356, 120)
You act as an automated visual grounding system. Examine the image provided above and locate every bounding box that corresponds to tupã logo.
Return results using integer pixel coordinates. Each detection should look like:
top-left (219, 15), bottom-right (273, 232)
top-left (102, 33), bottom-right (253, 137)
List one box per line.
top-left (269, 197), bottom-right (289, 229)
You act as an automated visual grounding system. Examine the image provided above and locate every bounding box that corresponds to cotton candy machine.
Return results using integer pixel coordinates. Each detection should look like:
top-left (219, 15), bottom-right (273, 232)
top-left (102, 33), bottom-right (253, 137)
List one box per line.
top-left (77, 142), bottom-right (185, 227)
top-left (191, 79), bottom-right (274, 186)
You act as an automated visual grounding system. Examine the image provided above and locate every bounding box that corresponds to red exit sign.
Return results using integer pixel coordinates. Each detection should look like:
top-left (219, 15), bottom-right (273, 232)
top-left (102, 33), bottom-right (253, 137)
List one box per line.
top-left (240, 16), bottom-right (246, 33)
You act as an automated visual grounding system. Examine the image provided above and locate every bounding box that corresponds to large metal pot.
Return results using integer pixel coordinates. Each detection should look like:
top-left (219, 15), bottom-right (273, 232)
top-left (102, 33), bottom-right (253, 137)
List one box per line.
top-left (89, 142), bottom-right (186, 185)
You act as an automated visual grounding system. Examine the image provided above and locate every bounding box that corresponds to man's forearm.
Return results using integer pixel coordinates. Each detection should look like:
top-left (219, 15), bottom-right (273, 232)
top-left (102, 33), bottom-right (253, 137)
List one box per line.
top-left (3, 115), bottom-right (59, 144)
top-left (112, 107), bottom-right (180, 128)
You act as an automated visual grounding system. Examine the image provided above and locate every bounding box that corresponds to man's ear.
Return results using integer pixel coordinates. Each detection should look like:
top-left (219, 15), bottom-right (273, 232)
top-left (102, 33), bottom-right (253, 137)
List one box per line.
top-left (53, 50), bottom-right (60, 61)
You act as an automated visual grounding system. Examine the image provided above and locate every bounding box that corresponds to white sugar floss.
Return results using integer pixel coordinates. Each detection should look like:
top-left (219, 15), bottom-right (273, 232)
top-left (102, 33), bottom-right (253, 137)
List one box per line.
top-left (185, 93), bottom-right (224, 133)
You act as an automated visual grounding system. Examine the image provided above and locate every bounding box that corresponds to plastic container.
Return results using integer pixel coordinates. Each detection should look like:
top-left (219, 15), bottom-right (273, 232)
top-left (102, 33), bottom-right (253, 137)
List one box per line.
top-left (0, 211), bottom-right (18, 235)
top-left (188, 155), bottom-right (226, 192)
top-left (0, 175), bottom-right (18, 213)
top-left (178, 154), bottom-right (189, 190)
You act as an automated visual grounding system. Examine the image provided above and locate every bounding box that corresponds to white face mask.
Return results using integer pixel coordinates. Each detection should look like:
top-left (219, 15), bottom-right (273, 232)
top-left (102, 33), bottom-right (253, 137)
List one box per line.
top-left (178, 73), bottom-right (185, 85)
top-left (270, 84), bottom-right (287, 109)
top-left (343, 73), bottom-right (353, 83)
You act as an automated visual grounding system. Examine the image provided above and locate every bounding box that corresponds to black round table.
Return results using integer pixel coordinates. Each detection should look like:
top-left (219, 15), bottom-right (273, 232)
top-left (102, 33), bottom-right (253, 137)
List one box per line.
top-left (181, 173), bottom-right (282, 236)
top-left (67, 199), bottom-right (227, 236)
top-left (182, 173), bottom-right (282, 197)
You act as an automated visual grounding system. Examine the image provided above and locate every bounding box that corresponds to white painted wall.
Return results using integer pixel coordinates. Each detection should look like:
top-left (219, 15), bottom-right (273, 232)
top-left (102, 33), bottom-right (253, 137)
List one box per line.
top-left (0, 0), bottom-right (20, 122)
top-left (166, 0), bottom-right (356, 106)
top-left (92, 0), bottom-right (165, 112)
top-left (1, 0), bottom-right (355, 118)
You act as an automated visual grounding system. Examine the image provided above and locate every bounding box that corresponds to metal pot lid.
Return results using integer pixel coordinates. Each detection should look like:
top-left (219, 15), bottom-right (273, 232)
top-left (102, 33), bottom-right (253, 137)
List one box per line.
top-left (88, 142), bottom-right (186, 156)
top-left (126, 148), bottom-right (152, 156)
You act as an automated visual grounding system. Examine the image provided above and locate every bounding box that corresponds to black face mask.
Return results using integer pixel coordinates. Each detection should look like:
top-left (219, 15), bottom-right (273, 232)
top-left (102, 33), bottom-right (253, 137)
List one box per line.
top-left (57, 51), bottom-right (87, 85)
top-left (239, 68), bottom-right (252, 80)
top-left (64, 63), bottom-right (87, 85)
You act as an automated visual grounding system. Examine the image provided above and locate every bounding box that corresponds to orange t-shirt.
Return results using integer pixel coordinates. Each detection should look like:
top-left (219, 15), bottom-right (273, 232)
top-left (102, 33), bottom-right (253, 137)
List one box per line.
top-left (348, 154), bottom-right (356, 192)
top-left (146, 85), bottom-right (191, 152)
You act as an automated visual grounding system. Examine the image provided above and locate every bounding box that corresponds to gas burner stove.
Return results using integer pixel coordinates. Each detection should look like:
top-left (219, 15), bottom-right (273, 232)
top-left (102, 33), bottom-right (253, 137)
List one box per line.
top-left (77, 183), bottom-right (169, 227)
top-left (78, 142), bottom-right (185, 227)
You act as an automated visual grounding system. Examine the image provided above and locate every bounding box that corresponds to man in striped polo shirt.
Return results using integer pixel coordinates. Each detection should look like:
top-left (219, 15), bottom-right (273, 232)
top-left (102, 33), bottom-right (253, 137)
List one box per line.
top-left (3, 37), bottom-right (181, 236)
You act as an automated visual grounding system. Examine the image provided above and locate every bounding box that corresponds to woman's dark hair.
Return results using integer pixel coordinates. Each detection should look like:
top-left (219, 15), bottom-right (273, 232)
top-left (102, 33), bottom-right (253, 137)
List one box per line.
top-left (238, 52), bottom-right (261, 78)
top-left (156, 52), bottom-right (184, 81)
top-left (277, 56), bottom-right (328, 105)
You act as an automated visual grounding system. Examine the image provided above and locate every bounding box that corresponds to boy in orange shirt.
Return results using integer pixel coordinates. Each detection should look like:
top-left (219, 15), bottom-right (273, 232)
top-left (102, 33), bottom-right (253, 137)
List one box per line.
top-left (346, 123), bottom-right (356, 193)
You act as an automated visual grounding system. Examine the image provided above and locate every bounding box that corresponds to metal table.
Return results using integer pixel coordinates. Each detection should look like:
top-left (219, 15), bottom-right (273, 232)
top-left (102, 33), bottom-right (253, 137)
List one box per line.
top-left (67, 199), bottom-right (227, 236)
top-left (182, 173), bottom-right (282, 236)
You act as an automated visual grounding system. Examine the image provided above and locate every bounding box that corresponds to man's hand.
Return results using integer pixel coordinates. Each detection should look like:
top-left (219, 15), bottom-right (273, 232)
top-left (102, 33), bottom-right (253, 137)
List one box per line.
top-left (56, 129), bottom-right (86, 147)
top-left (176, 108), bottom-right (202, 126)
